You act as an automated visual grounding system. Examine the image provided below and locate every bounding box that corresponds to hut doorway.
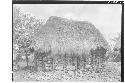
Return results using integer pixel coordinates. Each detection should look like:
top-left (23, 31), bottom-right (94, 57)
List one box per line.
top-left (35, 51), bottom-right (53, 72)
top-left (43, 57), bottom-right (53, 72)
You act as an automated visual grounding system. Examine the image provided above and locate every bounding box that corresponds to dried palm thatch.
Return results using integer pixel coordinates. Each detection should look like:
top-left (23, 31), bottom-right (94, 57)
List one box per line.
top-left (32, 16), bottom-right (109, 57)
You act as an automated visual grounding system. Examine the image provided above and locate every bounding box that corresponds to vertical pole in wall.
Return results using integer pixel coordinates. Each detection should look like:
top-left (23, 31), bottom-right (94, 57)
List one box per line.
top-left (52, 57), bottom-right (54, 72)
top-left (76, 56), bottom-right (79, 72)
top-left (64, 53), bottom-right (66, 73)
top-left (26, 54), bottom-right (29, 68)
top-left (63, 54), bottom-right (65, 73)
top-left (34, 51), bottom-right (38, 72)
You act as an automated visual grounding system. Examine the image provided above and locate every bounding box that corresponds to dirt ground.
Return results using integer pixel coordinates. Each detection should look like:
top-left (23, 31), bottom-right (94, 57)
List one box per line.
top-left (13, 62), bottom-right (121, 82)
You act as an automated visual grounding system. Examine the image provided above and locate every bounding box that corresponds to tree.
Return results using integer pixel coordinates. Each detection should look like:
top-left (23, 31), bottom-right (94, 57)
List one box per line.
top-left (13, 6), bottom-right (44, 71)
top-left (112, 33), bottom-right (121, 62)
top-left (113, 33), bottom-right (121, 51)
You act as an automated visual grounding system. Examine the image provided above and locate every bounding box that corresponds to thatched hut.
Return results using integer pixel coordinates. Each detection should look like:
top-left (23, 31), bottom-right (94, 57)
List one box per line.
top-left (32, 16), bottom-right (109, 71)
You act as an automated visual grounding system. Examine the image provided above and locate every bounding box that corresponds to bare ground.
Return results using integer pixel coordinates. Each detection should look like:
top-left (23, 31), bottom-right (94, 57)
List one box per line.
top-left (13, 62), bottom-right (121, 82)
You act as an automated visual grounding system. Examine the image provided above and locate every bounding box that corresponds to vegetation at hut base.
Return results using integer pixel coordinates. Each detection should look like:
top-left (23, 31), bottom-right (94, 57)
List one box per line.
top-left (13, 6), bottom-right (121, 82)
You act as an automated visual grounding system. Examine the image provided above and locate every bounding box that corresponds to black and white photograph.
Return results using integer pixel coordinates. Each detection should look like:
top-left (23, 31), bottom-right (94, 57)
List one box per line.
top-left (12, 3), bottom-right (123, 82)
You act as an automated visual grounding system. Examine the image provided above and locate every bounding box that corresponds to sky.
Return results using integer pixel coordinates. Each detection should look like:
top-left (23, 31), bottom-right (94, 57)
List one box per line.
top-left (14, 4), bottom-right (122, 45)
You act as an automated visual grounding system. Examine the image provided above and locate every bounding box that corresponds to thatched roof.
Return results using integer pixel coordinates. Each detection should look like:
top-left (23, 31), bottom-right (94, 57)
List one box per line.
top-left (33, 16), bottom-right (109, 55)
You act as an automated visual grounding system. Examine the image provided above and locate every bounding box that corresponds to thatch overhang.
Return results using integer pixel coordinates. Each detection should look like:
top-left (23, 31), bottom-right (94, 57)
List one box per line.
top-left (32, 16), bottom-right (109, 57)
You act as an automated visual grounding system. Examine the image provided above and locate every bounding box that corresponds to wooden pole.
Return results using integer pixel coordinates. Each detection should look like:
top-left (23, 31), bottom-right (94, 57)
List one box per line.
top-left (64, 53), bottom-right (66, 73)
top-left (52, 57), bottom-right (54, 72)
top-left (34, 51), bottom-right (38, 72)
top-left (76, 56), bottom-right (79, 72)
top-left (26, 54), bottom-right (29, 67)
top-left (25, 48), bottom-right (29, 69)
top-left (63, 53), bottom-right (67, 73)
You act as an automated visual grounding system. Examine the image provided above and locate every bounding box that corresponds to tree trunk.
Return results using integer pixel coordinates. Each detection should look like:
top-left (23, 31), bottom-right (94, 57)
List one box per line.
top-left (15, 54), bottom-right (21, 71)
